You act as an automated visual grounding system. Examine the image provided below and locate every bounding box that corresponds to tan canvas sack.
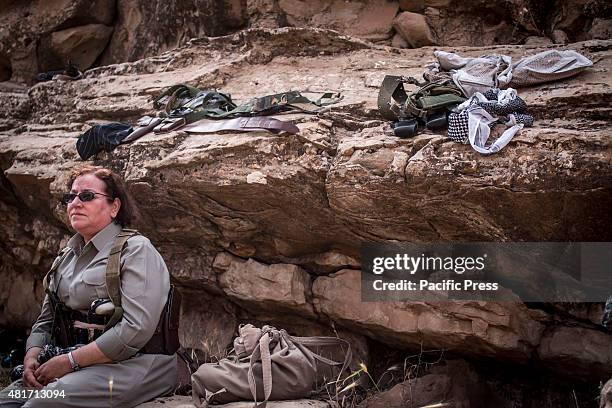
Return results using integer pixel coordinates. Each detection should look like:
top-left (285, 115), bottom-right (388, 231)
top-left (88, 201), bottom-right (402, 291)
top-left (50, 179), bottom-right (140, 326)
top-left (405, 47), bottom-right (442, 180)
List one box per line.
top-left (191, 324), bottom-right (351, 407)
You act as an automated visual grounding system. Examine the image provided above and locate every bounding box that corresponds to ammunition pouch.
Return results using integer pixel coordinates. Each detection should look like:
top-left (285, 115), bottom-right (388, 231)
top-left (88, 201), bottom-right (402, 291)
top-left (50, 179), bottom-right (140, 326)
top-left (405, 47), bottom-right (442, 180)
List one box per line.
top-left (378, 75), bottom-right (465, 138)
top-left (140, 285), bottom-right (182, 355)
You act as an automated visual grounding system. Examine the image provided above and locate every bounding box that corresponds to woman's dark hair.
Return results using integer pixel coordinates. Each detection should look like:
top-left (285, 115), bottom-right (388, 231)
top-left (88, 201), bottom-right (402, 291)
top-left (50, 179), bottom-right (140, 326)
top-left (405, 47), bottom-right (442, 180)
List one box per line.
top-left (67, 165), bottom-right (136, 227)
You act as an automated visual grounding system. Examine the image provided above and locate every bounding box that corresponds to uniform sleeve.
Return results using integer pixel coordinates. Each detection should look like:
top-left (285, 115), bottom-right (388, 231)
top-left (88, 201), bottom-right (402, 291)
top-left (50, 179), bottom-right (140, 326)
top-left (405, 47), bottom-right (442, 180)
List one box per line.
top-left (95, 237), bottom-right (170, 361)
top-left (25, 294), bottom-right (54, 351)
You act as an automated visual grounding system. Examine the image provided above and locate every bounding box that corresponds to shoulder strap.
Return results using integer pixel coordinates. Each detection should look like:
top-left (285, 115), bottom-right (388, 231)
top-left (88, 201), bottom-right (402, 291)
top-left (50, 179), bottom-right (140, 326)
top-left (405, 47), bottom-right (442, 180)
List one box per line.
top-left (201, 91), bottom-right (343, 120)
top-left (104, 228), bottom-right (140, 330)
top-left (172, 91), bottom-right (238, 123)
top-left (247, 329), bottom-right (274, 408)
top-left (377, 75), bottom-right (408, 121)
top-left (42, 247), bottom-right (71, 294)
top-left (182, 116), bottom-right (299, 135)
top-left (251, 91), bottom-right (342, 115)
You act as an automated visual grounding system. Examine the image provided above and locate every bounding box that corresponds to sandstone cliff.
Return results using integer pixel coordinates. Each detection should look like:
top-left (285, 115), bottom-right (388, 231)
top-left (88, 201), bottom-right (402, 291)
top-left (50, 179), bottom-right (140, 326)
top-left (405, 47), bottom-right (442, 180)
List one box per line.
top-left (0, 5), bottom-right (611, 407)
top-left (1, 0), bottom-right (610, 83)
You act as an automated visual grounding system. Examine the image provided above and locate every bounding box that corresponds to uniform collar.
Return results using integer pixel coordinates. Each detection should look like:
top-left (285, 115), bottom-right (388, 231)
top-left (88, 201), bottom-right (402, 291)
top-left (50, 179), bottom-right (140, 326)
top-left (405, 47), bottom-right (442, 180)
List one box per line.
top-left (67, 222), bottom-right (123, 253)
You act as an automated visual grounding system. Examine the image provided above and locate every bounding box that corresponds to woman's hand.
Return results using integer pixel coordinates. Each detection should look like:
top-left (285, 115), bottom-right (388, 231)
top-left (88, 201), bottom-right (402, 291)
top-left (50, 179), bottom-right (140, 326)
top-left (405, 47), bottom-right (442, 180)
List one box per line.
top-left (23, 358), bottom-right (43, 389)
top-left (34, 354), bottom-right (73, 386)
top-left (22, 347), bottom-right (43, 389)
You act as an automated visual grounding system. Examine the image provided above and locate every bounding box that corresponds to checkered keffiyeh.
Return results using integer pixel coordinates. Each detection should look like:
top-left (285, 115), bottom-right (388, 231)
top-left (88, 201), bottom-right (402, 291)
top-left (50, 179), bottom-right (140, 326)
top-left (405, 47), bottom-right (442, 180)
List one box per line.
top-left (447, 88), bottom-right (534, 145)
top-left (447, 110), bottom-right (470, 144)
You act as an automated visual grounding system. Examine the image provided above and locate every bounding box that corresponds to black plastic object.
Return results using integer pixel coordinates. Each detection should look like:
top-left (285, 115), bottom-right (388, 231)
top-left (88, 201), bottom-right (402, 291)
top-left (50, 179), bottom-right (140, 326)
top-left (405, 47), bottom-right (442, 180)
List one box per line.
top-left (37, 62), bottom-right (81, 82)
top-left (38, 345), bottom-right (63, 364)
top-left (425, 111), bottom-right (448, 130)
top-left (10, 365), bottom-right (24, 382)
top-left (1, 348), bottom-right (24, 368)
top-left (38, 344), bottom-right (84, 364)
top-left (393, 120), bottom-right (419, 138)
top-left (7, 344), bottom-right (84, 383)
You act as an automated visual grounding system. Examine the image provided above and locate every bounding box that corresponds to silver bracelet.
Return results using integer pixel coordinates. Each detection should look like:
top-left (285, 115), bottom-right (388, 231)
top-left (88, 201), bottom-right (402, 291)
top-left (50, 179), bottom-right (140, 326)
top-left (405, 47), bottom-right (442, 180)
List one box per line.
top-left (67, 351), bottom-right (81, 371)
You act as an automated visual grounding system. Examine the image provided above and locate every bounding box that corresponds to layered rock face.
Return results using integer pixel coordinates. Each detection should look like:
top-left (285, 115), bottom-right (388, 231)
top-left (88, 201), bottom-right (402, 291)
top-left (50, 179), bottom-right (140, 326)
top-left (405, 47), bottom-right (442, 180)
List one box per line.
top-left (0, 25), bottom-right (611, 406)
top-left (0, 0), bottom-right (247, 83)
top-left (1, 0), bottom-right (610, 83)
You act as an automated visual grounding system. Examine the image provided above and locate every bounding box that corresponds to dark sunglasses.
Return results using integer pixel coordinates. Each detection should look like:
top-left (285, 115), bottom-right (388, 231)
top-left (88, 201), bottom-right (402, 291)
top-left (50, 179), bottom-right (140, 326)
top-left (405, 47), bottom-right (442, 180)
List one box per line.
top-left (62, 191), bottom-right (113, 205)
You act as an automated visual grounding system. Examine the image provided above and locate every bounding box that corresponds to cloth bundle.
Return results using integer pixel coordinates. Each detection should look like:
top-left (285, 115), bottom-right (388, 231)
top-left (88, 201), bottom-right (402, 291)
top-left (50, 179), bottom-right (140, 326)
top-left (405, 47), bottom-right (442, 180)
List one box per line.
top-left (510, 49), bottom-right (594, 87)
top-left (37, 62), bottom-right (83, 82)
top-left (447, 88), bottom-right (533, 155)
top-left (76, 123), bottom-right (133, 160)
top-left (428, 49), bottom-right (593, 96)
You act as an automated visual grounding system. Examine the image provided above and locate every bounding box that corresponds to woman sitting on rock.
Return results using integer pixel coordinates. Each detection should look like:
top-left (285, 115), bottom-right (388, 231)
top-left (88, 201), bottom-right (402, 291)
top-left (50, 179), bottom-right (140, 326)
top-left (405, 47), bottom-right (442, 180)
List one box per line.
top-left (0, 165), bottom-right (177, 407)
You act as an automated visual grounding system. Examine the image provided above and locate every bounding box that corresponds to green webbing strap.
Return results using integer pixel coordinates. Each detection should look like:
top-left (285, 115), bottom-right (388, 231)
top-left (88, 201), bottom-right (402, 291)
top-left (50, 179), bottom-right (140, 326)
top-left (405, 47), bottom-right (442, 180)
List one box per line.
top-left (178, 91), bottom-right (238, 123)
top-left (284, 91), bottom-right (343, 111)
top-left (153, 84), bottom-right (201, 112)
top-left (42, 247), bottom-right (73, 348)
top-left (377, 75), bottom-right (408, 121)
top-left (201, 91), bottom-right (343, 119)
top-left (104, 228), bottom-right (139, 331)
top-left (283, 91), bottom-right (343, 113)
top-left (153, 87), bottom-right (343, 132)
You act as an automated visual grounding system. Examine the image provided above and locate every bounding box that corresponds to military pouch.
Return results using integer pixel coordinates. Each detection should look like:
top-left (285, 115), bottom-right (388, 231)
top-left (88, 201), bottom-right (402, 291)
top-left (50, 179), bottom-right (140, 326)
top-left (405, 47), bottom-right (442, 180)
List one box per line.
top-left (140, 285), bottom-right (182, 355)
top-left (378, 75), bottom-right (466, 125)
top-left (417, 93), bottom-right (466, 111)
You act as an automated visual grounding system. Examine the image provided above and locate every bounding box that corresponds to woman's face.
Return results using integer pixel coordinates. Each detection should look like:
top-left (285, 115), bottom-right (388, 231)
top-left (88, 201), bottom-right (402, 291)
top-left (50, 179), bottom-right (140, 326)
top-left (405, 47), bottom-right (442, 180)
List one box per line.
top-left (67, 174), bottom-right (121, 242)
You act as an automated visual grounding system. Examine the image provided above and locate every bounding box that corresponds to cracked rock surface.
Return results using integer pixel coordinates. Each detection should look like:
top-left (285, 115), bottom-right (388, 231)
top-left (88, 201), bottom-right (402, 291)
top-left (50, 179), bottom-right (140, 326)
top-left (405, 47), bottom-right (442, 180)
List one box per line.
top-left (1, 28), bottom-right (611, 397)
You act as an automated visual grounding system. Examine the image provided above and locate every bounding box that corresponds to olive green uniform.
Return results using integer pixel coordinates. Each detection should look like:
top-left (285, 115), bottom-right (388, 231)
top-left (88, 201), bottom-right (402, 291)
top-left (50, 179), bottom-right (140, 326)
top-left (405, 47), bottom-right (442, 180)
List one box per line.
top-left (0, 222), bottom-right (177, 407)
